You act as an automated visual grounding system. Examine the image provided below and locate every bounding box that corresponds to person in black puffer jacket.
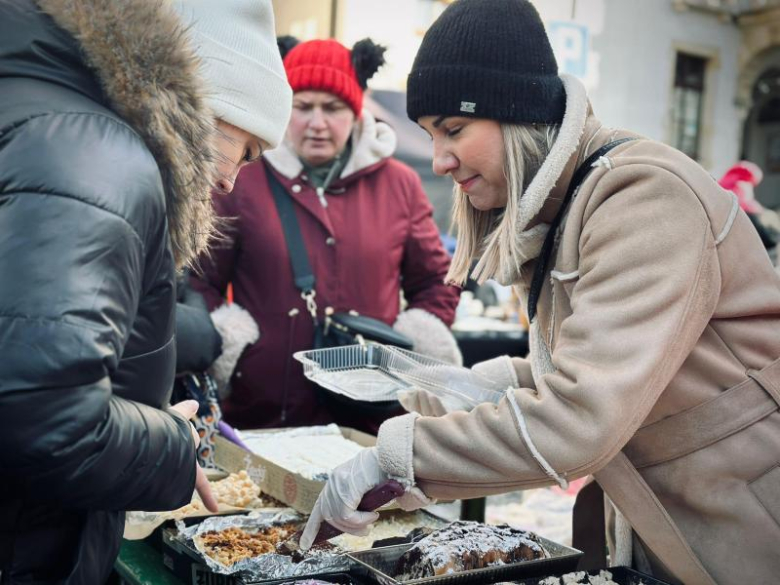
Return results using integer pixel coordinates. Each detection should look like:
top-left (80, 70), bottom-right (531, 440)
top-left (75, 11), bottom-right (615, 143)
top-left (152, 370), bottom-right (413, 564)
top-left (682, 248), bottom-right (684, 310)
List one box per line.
top-left (0, 1), bottom-right (291, 583)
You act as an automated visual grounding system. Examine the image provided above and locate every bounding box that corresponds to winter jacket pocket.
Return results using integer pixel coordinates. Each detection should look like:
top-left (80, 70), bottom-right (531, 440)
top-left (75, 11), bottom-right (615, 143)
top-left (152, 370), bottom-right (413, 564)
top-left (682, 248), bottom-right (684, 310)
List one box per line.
top-left (749, 464), bottom-right (780, 528)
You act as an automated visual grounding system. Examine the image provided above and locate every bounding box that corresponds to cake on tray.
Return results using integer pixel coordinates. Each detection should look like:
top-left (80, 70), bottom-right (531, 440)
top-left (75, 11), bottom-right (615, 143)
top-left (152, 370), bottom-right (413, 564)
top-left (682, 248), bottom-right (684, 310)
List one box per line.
top-left (393, 520), bottom-right (549, 580)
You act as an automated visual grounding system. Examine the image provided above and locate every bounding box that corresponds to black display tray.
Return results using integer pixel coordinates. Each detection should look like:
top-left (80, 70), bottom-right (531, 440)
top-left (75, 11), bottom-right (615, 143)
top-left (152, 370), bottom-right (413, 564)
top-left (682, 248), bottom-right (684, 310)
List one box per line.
top-left (348, 538), bottom-right (583, 585)
top-left (512, 566), bottom-right (672, 585)
top-left (158, 509), bottom-right (450, 585)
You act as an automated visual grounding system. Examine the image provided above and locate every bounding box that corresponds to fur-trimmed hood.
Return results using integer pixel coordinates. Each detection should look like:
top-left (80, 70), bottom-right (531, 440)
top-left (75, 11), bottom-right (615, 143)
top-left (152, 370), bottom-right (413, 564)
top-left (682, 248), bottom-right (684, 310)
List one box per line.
top-left (264, 109), bottom-right (397, 180)
top-left (36, 0), bottom-right (218, 269)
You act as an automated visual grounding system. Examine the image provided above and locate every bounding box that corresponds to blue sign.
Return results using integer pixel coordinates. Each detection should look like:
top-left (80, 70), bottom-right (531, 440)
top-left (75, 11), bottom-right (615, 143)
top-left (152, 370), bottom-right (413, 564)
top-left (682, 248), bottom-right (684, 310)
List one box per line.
top-left (547, 21), bottom-right (589, 78)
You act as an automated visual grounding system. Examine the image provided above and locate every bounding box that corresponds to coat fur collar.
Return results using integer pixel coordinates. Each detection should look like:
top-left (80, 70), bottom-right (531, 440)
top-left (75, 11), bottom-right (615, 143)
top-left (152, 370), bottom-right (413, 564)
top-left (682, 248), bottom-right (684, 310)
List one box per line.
top-left (475, 74), bottom-right (592, 286)
top-left (36, 0), bottom-right (218, 269)
top-left (516, 74), bottom-right (590, 229)
top-left (265, 109), bottom-right (397, 180)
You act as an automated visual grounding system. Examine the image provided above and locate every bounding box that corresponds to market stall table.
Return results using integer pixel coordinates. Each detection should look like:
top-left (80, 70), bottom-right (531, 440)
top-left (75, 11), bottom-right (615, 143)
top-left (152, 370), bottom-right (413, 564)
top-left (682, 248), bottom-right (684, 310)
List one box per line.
top-left (111, 539), bottom-right (186, 585)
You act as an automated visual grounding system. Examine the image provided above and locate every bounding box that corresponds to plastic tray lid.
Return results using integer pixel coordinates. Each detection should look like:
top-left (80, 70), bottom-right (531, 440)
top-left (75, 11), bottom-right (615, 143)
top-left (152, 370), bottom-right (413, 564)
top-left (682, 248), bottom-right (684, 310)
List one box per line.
top-left (294, 344), bottom-right (506, 408)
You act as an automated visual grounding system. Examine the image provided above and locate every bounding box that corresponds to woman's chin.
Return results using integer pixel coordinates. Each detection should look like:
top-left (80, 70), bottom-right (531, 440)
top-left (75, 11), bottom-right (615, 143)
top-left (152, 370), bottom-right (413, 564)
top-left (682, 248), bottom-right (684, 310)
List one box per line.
top-left (467, 194), bottom-right (494, 212)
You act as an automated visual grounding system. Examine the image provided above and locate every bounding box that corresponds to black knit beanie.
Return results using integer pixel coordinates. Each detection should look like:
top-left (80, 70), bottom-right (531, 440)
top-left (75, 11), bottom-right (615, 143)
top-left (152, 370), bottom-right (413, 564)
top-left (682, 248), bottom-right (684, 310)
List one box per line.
top-left (407, 0), bottom-right (565, 125)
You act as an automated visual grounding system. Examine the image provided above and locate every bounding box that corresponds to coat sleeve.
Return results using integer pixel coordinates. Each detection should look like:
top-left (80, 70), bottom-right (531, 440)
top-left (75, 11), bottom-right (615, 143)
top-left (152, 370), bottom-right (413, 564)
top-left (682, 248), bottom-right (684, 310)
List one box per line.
top-left (189, 186), bottom-right (243, 311)
top-left (397, 167), bottom-right (721, 499)
top-left (399, 170), bottom-right (460, 326)
top-left (0, 115), bottom-right (195, 511)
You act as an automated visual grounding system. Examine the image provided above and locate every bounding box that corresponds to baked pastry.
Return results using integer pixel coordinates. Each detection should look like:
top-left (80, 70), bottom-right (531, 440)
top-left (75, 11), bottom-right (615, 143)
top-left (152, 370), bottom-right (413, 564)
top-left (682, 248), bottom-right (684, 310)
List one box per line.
top-left (210, 470), bottom-right (262, 508)
top-left (539, 570), bottom-right (620, 585)
top-left (211, 469), bottom-right (260, 508)
top-left (169, 470), bottom-right (267, 519)
top-left (393, 521), bottom-right (548, 579)
top-left (196, 523), bottom-right (297, 566)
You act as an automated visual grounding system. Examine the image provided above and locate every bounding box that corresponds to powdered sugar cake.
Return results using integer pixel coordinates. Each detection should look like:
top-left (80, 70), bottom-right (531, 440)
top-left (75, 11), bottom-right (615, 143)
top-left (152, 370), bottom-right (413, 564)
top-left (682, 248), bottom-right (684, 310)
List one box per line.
top-left (393, 521), bottom-right (549, 580)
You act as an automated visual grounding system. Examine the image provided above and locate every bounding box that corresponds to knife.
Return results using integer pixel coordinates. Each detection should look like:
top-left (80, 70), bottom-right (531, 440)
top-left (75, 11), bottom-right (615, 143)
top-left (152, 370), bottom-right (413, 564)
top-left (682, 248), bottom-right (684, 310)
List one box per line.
top-left (278, 479), bottom-right (405, 556)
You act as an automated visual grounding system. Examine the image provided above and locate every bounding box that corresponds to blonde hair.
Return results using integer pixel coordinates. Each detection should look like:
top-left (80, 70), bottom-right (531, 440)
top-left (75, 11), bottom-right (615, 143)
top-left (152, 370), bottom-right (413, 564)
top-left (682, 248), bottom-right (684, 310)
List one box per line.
top-left (446, 123), bottom-right (559, 285)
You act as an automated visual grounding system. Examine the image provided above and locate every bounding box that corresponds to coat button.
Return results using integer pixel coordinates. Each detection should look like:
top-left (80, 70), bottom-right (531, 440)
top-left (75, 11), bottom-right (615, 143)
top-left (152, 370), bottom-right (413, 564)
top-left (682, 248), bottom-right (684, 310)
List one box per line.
top-left (326, 237), bottom-right (336, 246)
top-left (235, 371), bottom-right (242, 378)
top-left (291, 184), bottom-right (302, 193)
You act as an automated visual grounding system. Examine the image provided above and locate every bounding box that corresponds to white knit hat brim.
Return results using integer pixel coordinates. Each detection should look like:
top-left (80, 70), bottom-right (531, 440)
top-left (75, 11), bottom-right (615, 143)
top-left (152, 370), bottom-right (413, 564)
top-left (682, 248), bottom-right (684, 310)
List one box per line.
top-left (195, 33), bottom-right (292, 149)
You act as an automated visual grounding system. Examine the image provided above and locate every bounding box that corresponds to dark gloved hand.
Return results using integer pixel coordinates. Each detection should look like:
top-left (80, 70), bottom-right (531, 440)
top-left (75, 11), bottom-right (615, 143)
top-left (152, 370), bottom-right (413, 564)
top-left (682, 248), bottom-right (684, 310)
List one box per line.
top-left (175, 280), bottom-right (223, 373)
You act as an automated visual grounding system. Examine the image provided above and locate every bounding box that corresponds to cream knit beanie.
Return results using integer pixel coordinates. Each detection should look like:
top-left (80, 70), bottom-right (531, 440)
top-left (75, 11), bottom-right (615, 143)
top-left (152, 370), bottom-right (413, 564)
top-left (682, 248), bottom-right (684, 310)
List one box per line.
top-left (173, 0), bottom-right (292, 148)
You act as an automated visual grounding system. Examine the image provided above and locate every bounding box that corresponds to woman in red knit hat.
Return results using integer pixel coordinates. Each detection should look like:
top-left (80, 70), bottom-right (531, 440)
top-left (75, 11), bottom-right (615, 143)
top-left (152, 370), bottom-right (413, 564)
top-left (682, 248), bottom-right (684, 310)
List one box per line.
top-left (190, 38), bottom-right (462, 433)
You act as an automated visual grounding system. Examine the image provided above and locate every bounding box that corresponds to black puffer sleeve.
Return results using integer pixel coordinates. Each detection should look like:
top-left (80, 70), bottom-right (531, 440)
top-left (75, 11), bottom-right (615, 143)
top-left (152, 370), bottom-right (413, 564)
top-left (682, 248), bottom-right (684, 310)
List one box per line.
top-left (0, 111), bottom-right (196, 511)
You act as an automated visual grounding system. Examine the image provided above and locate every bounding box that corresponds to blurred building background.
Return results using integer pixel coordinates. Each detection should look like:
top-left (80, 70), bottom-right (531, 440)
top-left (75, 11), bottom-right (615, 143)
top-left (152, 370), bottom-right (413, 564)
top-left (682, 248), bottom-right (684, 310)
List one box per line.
top-left (272, 0), bottom-right (780, 230)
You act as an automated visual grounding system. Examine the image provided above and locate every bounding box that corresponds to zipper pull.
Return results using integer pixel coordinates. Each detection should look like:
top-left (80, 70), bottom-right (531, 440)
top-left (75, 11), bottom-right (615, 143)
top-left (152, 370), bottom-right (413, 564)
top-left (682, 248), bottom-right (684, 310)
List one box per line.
top-left (316, 187), bottom-right (328, 208)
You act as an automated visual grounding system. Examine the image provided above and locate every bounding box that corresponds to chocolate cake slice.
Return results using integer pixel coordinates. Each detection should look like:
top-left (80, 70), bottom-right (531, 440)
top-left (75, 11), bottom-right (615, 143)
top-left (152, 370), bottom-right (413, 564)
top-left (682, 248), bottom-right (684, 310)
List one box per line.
top-left (393, 521), bottom-right (548, 580)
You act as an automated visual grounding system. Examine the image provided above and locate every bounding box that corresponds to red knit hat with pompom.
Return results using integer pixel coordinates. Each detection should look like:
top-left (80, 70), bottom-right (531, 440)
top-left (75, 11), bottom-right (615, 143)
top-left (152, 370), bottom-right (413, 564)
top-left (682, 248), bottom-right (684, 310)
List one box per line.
top-left (282, 38), bottom-right (385, 117)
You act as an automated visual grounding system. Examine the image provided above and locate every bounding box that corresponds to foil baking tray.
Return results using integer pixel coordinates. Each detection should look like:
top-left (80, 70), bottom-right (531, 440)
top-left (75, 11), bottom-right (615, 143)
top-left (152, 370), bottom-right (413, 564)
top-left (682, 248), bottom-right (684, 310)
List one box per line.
top-left (294, 344), bottom-right (504, 407)
top-left (347, 539), bottom-right (582, 585)
top-left (171, 510), bottom-right (351, 580)
top-left (250, 571), bottom-right (362, 585)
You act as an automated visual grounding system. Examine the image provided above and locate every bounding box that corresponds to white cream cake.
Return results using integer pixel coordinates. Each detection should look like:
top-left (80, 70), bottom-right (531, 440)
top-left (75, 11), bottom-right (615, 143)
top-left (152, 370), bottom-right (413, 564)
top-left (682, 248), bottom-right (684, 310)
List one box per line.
top-left (241, 424), bottom-right (365, 480)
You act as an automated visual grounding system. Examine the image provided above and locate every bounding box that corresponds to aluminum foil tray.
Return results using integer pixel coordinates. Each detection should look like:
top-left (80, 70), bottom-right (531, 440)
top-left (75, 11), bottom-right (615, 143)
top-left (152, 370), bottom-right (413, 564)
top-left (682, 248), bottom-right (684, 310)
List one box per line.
top-left (294, 345), bottom-right (411, 402)
top-left (294, 344), bottom-right (504, 407)
top-left (347, 538), bottom-right (582, 585)
top-left (170, 511), bottom-right (351, 581)
top-left (245, 571), bottom-right (361, 585)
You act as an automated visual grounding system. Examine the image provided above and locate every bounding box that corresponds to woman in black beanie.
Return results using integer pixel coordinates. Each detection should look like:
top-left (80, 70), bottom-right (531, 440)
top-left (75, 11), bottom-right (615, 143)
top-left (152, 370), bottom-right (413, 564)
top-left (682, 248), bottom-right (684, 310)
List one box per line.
top-left (302, 2), bottom-right (780, 584)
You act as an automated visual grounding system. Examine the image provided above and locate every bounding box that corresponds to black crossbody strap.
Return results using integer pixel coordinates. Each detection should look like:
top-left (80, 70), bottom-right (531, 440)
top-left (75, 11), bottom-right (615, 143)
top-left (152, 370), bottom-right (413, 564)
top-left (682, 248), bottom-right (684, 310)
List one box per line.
top-left (527, 138), bottom-right (635, 323)
top-left (267, 169), bottom-right (316, 295)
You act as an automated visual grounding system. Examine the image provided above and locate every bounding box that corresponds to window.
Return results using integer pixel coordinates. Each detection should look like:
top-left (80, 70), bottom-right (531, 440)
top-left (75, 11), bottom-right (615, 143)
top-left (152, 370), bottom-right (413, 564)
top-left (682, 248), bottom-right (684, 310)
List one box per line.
top-left (671, 52), bottom-right (707, 160)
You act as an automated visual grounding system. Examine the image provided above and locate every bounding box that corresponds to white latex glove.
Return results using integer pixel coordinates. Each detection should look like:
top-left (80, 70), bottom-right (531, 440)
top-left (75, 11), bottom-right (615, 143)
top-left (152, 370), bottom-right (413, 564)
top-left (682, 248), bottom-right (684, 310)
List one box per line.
top-left (300, 448), bottom-right (384, 550)
top-left (299, 447), bottom-right (433, 550)
top-left (397, 388), bottom-right (448, 416)
top-left (397, 356), bottom-right (517, 416)
top-left (471, 355), bottom-right (519, 388)
top-left (396, 485), bottom-right (435, 512)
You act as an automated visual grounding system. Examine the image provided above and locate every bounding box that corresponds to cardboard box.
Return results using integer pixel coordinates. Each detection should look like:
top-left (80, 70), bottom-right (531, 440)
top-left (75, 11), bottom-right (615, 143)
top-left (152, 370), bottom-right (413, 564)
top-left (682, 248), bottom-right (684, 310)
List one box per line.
top-left (214, 427), bottom-right (376, 514)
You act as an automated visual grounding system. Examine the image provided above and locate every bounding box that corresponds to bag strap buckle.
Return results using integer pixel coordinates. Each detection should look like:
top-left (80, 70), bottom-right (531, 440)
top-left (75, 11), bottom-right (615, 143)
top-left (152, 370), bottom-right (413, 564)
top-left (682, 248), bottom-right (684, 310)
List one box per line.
top-left (301, 290), bottom-right (318, 322)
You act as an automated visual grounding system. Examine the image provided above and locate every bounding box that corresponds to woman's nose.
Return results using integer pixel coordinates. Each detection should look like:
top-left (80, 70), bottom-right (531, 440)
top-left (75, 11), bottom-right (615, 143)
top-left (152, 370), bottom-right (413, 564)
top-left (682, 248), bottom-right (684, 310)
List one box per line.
top-left (217, 176), bottom-right (235, 194)
top-left (309, 108), bottom-right (327, 129)
top-left (432, 148), bottom-right (458, 176)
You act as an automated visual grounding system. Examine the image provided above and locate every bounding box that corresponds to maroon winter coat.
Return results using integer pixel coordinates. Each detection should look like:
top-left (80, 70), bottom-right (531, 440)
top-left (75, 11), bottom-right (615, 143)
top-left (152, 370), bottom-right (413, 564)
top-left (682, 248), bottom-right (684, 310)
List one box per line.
top-left (191, 113), bottom-right (459, 431)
